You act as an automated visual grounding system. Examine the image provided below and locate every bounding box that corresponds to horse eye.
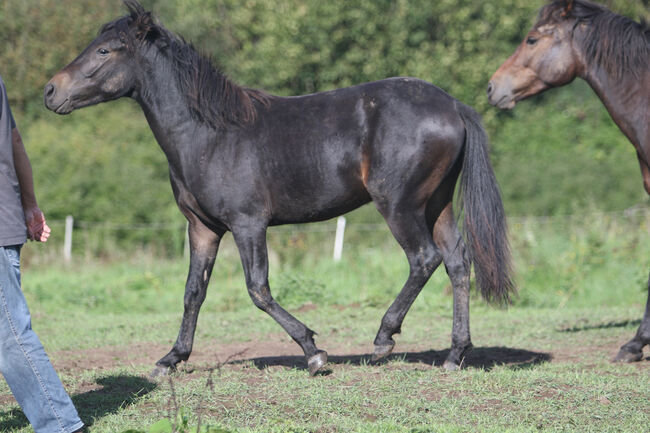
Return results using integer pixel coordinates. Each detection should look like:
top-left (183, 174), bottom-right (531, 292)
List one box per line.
top-left (526, 37), bottom-right (538, 46)
top-left (97, 48), bottom-right (110, 56)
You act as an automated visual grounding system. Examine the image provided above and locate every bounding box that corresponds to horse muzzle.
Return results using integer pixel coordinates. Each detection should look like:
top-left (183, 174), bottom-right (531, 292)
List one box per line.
top-left (44, 75), bottom-right (75, 114)
top-left (487, 80), bottom-right (517, 110)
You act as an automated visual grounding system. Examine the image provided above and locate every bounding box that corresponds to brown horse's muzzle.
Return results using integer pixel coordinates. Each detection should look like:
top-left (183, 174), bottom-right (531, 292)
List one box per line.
top-left (488, 64), bottom-right (547, 110)
top-left (487, 76), bottom-right (517, 110)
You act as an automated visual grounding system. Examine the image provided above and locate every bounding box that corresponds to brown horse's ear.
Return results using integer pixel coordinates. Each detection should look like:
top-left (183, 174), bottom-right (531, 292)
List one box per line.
top-left (561, 0), bottom-right (574, 17)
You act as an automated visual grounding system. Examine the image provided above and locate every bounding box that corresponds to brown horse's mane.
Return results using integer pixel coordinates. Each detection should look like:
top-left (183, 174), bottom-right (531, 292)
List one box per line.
top-left (102, 0), bottom-right (269, 129)
top-left (541, 0), bottom-right (649, 79)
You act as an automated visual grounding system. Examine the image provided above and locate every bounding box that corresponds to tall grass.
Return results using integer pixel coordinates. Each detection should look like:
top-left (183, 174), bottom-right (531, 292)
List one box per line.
top-left (20, 204), bottom-right (650, 315)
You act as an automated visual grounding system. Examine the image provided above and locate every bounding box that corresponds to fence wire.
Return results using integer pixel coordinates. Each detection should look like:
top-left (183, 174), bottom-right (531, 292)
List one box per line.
top-left (46, 204), bottom-right (650, 233)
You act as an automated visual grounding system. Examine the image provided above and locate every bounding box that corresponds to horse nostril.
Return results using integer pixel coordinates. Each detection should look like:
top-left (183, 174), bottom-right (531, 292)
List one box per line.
top-left (44, 83), bottom-right (56, 100)
top-left (487, 81), bottom-right (494, 97)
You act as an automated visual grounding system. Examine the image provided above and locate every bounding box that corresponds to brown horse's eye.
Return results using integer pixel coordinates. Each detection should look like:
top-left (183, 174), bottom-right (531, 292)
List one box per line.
top-left (97, 48), bottom-right (110, 56)
top-left (526, 37), bottom-right (538, 46)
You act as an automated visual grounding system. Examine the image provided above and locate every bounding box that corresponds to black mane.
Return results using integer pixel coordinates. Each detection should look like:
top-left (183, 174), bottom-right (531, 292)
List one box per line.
top-left (105, 0), bottom-right (269, 129)
top-left (540, 1), bottom-right (649, 79)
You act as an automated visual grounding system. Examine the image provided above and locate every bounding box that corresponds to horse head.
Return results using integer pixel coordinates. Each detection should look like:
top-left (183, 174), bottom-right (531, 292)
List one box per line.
top-left (487, 0), bottom-right (585, 109)
top-left (44, 0), bottom-right (158, 114)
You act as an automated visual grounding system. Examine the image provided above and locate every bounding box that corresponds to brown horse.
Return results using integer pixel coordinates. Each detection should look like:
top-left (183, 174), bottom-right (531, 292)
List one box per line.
top-left (488, 0), bottom-right (649, 362)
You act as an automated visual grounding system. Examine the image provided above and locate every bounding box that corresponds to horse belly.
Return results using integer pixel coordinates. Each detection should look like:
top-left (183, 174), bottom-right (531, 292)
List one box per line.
top-left (267, 159), bottom-right (372, 225)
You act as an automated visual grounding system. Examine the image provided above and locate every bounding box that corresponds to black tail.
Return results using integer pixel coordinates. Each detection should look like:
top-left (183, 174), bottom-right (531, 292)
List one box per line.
top-left (457, 104), bottom-right (515, 304)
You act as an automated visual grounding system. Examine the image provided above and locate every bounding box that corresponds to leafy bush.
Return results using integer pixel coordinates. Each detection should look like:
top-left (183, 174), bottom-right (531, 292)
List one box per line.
top-left (1, 0), bottom-right (648, 256)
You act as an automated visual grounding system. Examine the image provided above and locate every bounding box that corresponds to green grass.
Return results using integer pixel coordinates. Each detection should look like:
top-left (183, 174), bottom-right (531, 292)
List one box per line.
top-left (0, 306), bottom-right (646, 432)
top-left (1, 209), bottom-right (649, 432)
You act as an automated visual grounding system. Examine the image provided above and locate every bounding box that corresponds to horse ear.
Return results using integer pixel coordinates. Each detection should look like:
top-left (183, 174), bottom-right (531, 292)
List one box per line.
top-left (124, 0), bottom-right (146, 17)
top-left (134, 12), bottom-right (156, 41)
top-left (124, 0), bottom-right (157, 42)
top-left (561, 0), bottom-right (574, 17)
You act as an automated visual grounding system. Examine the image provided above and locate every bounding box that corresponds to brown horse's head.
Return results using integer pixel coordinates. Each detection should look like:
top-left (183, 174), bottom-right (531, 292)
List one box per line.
top-left (44, 1), bottom-right (155, 114)
top-left (487, 0), bottom-right (587, 109)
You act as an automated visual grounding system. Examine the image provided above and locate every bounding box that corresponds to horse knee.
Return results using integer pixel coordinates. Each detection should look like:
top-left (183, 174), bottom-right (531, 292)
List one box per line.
top-left (410, 248), bottom-right (442, 279)
top-left (248, 285), bottom-right (273, 311)
top-left (183, 285), bottom-right (206, 308)
top-left (446, 260), bottom-right (470, 284)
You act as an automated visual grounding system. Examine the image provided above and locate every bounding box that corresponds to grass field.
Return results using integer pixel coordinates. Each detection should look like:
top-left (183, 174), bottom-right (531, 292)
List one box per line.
top-left (0, 205), bottom-right (649, 432)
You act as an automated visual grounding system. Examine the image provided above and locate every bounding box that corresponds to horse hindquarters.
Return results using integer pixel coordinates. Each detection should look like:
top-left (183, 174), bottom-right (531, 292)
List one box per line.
top-left (371, 102), bottom-right (512, 368)
top-left (369, 102), bottom-right (465, 363)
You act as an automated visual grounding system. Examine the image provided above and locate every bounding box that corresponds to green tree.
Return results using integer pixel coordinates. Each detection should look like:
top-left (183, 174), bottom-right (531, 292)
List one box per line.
top-left (0, 0), bottom-right (647, 245)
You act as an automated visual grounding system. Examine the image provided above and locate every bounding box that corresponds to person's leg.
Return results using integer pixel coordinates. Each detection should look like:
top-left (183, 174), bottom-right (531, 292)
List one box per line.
top-left (0, 245), bottom-right (83, 433)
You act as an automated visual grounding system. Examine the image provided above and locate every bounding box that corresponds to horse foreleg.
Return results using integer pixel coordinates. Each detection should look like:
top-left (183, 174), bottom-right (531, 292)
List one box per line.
top-left (151, 222), bottom-right (222, 377)
top-left (232, 223), bottom-right (327, 375)
top-left (614, 270), bottom-right (650, 362)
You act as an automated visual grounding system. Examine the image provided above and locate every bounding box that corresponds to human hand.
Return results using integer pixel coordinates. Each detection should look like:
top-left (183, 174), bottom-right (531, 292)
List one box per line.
top-left (24, 207), bottom-right (52, 242)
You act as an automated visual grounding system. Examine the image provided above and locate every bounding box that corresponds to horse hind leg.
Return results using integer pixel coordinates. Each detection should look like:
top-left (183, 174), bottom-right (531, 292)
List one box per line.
top-left (232, 223), bottom-right (327, 375)
top-left (614, 271), bottom-right (650, 362)
top-left (433, 202), bottom-right (472, 370)
top-left (372, 205), bottom-right (444, 361)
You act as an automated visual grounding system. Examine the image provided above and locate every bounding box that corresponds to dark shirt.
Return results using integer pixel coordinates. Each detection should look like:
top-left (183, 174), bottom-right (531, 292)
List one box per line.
top-left (0, 75), bottom-right (27, 247)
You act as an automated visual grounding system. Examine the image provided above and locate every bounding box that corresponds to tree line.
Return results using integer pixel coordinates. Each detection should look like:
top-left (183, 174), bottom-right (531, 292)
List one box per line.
top-left (0, 0), bottom-right (648, 247)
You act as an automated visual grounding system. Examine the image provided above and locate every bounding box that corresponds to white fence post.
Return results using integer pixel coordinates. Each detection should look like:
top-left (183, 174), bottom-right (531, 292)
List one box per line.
top-left (333, 216), bottom-right (346, 261)
top-left (63, 215), bottom-right (73, 263)
top-left (183, 221), bottom-right (190, 259)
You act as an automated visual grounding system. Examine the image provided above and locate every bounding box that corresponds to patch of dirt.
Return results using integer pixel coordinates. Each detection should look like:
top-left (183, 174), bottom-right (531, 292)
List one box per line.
top-left (48, 337), bottom-right (649, 377)
top-left (333, 302), bottom-right (362, 311)
top-left (295, 302), bottom-right (318, 313)
top-left (0, 394), bottom-right (16, 406)
top-left (550, 341), bottom-right (650, 370)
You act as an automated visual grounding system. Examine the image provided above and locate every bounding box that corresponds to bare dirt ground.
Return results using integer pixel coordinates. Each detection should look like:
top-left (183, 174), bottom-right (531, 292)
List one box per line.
top-left (50, 338), bottom-right (649, 378)
top-left (1, 339), bottom-right (644, 420)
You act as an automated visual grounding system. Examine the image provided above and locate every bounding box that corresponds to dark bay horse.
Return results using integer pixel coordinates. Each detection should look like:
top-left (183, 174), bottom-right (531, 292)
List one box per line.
top-left (489, 0), bottom-right (649, 362)
top-left (45, 0), bottom-right (514, 376)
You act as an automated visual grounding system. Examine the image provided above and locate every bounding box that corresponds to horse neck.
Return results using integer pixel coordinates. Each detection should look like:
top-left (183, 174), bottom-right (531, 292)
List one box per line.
top-left (133, 49), bottom-right (211, 168)
top-left (576, 44), bottom-right (648, 151)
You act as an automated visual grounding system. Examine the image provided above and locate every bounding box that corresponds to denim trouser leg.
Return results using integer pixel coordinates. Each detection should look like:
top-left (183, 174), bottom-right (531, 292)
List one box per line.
top-left (0, 245), bottom-right (83, 433)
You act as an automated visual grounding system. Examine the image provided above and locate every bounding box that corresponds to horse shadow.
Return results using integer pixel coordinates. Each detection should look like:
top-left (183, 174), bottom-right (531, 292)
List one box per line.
top-left (0, 374), bottom-right (156, 430)
top-left (234, 346), bottom-right (551, 374)
top-left (557, 319), bottom-right (641, 333)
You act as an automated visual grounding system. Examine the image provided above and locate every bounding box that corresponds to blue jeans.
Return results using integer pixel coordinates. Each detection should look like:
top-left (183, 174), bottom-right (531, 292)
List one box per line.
top-left (0, 245), bottom-right (83, 433)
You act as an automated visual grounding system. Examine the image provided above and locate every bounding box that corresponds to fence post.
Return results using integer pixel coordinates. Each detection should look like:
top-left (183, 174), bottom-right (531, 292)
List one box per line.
top-left (333, 216), bottom-right (346, 261)
top-left (63, 215), bottom-right (73, 263)
top-left (183, 221), bottom-right (190, 259)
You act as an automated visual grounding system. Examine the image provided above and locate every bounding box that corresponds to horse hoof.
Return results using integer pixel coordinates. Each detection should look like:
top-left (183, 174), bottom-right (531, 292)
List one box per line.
top-left (372, 343), bottom-right (395, 362)
top-left (150, 365), bottom-right (173, 379)
top-left (308, 351), bottom-right (328, 376)
top-left (612, 349), bottom-right (643, 363)
top-left (442, 360), bottom-right (460, 371)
